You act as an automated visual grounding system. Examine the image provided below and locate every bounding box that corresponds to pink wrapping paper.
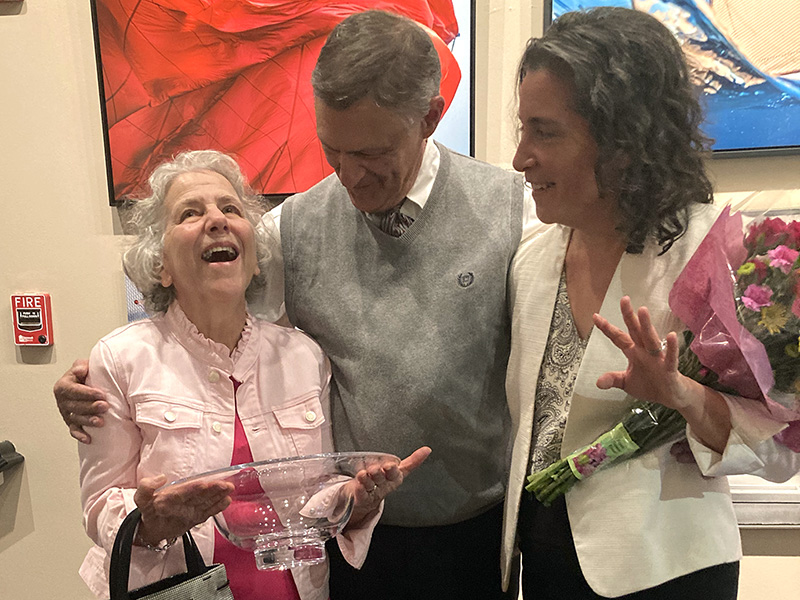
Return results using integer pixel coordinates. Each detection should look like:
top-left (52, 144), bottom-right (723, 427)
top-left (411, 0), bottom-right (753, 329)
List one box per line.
top-left (669, 207), bottom-right (800, 451)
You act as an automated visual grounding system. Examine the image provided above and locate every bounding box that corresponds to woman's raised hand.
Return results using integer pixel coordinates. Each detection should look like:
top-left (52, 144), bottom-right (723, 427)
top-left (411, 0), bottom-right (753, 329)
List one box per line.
top-left (594, 297), bottom-right (731, 452)
top-left (593, 296), bottom-right (692, 411)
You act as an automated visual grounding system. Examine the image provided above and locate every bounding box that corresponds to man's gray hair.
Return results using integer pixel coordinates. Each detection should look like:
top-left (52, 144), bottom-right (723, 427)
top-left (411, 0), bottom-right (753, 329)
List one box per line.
top-left (123, 150), bottom-right (269, 314)
top-left (312, 10), bottom-right (441, 122)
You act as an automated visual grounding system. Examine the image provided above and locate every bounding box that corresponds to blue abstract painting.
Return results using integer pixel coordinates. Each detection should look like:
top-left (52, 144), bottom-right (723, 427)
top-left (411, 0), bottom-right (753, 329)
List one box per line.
top-left (549, 0), bottom-right (800, 153)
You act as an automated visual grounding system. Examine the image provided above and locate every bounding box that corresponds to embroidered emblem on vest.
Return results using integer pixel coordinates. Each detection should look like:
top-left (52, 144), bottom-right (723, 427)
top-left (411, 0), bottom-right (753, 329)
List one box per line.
top-left (457, 272), bottom-right (475, 288)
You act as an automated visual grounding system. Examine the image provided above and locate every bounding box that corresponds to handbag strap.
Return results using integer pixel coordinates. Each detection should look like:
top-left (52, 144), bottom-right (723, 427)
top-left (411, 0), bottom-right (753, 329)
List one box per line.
top-left (109, 508), bottom-right (209, 600)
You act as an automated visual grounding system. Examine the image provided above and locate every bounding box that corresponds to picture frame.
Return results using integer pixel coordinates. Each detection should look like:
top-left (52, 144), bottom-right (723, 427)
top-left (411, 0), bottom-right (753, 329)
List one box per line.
top-left (90, 1), bottom-right (475, 206)
top-left (730, 474), bottom-right (800, 528)
top-left (545, 1), bottom-right (800, 157)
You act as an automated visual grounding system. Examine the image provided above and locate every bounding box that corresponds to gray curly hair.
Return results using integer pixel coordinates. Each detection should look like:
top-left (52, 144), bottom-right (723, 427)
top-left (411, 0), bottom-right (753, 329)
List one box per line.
top-left (122, 150), bottom-right (269, 314)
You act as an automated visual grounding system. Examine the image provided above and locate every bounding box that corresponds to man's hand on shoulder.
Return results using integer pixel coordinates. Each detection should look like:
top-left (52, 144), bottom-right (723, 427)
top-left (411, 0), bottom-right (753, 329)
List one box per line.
top-left (53, 359), bottom-right (109, 444)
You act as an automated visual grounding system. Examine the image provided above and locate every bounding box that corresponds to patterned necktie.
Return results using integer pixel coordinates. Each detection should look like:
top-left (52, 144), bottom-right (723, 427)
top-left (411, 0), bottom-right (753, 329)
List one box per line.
top-left (378, 205), bottom-right (415, 237)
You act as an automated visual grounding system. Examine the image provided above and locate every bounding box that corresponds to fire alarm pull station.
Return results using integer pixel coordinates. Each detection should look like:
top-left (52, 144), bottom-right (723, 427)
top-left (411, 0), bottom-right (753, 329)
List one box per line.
top-left (11, 294), bottom-right (54, 346)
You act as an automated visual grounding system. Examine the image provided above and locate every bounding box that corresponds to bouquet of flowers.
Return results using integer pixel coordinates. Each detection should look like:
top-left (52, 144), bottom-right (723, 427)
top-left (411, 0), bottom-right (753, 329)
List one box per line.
top-left (526, 208), bottom-right (800, 506)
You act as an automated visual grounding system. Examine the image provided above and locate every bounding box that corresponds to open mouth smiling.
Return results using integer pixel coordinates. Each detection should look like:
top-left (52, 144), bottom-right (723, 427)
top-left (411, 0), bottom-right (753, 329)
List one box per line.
top-left (201, 245), bottom-right (239, 263)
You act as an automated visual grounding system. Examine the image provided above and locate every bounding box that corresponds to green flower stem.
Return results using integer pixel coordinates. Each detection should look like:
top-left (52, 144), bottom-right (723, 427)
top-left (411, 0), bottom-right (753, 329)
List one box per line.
top-left (526, 402), bottom-right (687, 506)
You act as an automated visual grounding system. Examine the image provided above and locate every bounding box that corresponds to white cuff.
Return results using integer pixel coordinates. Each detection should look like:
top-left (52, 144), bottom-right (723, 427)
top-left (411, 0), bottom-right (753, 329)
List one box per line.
top-left (688, 393), bottom-right (789, 478)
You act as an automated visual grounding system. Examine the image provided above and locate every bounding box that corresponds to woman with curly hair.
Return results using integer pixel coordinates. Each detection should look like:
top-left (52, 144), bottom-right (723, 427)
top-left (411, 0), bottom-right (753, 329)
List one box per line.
top-left (501, 7), bottom-right (797, 599)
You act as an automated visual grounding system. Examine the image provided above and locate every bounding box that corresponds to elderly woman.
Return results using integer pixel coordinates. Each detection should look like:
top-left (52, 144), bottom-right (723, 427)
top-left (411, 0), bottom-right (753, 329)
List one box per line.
top-left (502, 8), bottom-right (800, 600)
top-left (78, 150), bottom-right (428, 600)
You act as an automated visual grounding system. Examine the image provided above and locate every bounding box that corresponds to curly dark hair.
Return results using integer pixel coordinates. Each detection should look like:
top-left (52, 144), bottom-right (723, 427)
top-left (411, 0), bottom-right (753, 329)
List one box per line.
top-left (518, 7), bottom-right (714, 253)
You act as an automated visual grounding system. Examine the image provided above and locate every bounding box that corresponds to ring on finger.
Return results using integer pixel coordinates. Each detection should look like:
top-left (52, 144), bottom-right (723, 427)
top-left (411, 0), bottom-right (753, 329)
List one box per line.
top-left (648, 339), bottom-right (668, 356)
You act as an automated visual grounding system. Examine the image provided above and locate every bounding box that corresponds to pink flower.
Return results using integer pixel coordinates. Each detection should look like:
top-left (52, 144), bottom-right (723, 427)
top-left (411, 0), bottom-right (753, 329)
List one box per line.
top-left (788, 221), bottom-right (800, 248)
top-left (741, 284), bottom-right (773, 311)
top-left (768, 245), bottom-right (800, 274)
top-left (573, 443), bottom-right (608, 477)
top-left (793, 275), bottom-right (800, 319)
top-left (585, 444), bottom-right (608, 465)
top-left (745, 218), bottom-right (788, 252)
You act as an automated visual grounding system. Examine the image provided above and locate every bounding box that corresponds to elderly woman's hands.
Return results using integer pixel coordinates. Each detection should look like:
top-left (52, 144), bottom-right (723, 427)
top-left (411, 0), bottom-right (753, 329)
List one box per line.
top-left (593, 297), bottom-right (731, 453)
top-left (133, 474), bottom-right (234, 548)
top-left (346, 446), bottom-right (431, 528)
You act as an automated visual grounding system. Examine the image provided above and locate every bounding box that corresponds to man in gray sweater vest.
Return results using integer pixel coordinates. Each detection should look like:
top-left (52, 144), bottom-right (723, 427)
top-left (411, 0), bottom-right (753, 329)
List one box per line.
top-left (54, 10), bottom-right (525, 600)
top-left (276, 11), bottom-right (523, 599)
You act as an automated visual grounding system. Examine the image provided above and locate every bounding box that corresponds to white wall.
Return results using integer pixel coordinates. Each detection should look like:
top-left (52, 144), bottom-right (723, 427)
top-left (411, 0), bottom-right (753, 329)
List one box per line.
top-left (0, 1), bottom-right (125, 598)
top-left (0, 1), bottom-right (797, 599)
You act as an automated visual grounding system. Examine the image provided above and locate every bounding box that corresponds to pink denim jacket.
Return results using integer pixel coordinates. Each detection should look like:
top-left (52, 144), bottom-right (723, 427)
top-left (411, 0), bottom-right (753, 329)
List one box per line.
top-left (78, 303), bottom-right (377, 599)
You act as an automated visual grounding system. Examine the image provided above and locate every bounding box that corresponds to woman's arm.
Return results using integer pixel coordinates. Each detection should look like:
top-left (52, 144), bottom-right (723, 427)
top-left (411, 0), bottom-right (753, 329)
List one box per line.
top-left (80, 342), bottom-right (232, 551)
top-left (595, 297), bottom-right (800, 472)
top-left (79, 340), bottom-right (144, 551)
top-left (593, 297), bottom-right (731, 453)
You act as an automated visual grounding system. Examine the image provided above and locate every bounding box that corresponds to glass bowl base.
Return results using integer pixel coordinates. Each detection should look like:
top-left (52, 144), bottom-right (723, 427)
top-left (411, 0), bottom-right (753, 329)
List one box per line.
top-left (254, 540), bottom-right (327, 571)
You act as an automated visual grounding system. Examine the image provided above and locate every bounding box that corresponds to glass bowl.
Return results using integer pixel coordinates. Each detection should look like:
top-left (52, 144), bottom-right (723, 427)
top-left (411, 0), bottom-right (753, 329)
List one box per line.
top-left (163, 452), bottom-right (399, 570)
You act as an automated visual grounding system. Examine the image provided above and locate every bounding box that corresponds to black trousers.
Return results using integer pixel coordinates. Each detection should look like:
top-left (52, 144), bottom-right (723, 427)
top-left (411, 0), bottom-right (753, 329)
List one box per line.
top-left (518, 493), bottom-right (739, 600)
top-left (327, 502), bottom-right (517, 600)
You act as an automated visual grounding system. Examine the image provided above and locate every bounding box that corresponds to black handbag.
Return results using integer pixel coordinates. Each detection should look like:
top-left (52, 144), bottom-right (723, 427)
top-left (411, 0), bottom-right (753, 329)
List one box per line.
top-left (109, 508), bottom-right (234, 600)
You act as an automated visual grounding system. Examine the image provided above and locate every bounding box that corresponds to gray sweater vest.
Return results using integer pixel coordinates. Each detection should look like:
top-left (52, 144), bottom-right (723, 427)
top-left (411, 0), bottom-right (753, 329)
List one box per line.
top-left (281, 144), bottom-right (523, 526)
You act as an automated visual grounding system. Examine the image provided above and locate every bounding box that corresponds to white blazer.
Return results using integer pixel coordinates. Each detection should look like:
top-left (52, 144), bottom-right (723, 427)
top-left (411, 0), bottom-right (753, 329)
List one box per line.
top-left (501, 203), bottom-right (797, 597)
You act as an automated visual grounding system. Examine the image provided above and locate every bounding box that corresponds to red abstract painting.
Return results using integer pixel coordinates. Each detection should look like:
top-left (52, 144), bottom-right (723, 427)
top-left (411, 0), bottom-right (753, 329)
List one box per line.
top-left (91, 0), bottom-right (462, 203)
